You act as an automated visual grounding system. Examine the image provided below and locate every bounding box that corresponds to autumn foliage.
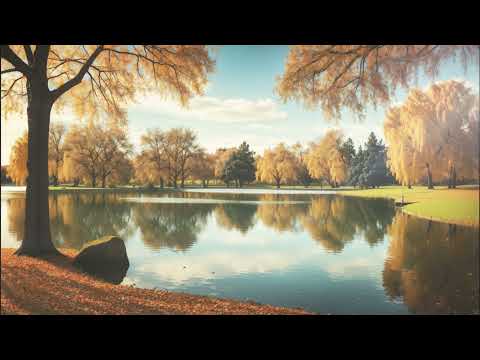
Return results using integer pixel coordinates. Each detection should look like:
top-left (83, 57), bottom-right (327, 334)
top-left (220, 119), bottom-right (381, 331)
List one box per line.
top-left (384, 80), bottom-right (479, 188)
top-left (277, 45), bottom-right (478, 120)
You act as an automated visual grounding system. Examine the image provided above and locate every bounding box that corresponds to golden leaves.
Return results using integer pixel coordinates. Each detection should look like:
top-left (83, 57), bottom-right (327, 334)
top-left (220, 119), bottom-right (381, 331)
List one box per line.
top-left (384, 80), bottom-right (479, 185)
top-left (7, 131), bottom-right (28, 185)
top-left (304, 129), bottom-right (347, 185)
top-left (277, 45), bottom-right (478, 121)
top-left (256, 143), bottom-right (300, 185)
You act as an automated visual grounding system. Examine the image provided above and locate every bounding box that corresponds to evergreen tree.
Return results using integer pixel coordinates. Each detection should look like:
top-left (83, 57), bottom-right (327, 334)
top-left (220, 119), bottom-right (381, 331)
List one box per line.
top-left (340, 137), bottom-right (356, 168)
top-left (222, 142), bottom-right (256, 187)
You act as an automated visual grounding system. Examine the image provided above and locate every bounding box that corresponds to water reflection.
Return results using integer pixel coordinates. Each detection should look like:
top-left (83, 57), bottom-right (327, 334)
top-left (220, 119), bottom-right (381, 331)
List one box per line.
top-left (215, 203), bottom-right (258, 234)
top-left (132, 202), bottom-right (214, 252)
top-left (383, 213), bottom-right (479, 314)
top-left (2, 190), bottom-right (478, 314)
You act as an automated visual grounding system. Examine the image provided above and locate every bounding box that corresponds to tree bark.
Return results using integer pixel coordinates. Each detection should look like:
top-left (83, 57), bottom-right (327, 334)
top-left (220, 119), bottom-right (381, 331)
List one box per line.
top-left (160, 177), bottom-right (164, 189)
top-left (15, 86), bottom-right (59, 256)
top-left (452, 165), bottom-right (456, 189)
top-left (101, 175), bottom-right (106, 188)
top-left (425, 163), bottom-right (433, 189)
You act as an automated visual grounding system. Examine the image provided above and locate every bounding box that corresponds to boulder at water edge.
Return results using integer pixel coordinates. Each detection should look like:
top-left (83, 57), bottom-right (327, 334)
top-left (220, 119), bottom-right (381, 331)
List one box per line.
top-left (73, 236), bottom-right (129, 285)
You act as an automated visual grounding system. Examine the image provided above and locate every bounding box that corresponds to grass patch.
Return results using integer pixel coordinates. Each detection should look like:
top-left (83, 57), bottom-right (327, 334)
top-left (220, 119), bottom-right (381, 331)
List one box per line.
top-left (337, 185), bottom-right (479, 227)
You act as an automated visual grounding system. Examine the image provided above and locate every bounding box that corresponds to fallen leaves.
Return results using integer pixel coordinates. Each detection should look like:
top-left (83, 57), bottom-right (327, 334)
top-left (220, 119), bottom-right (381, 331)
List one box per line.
top-left (0, 248), bottom-right (311, 315)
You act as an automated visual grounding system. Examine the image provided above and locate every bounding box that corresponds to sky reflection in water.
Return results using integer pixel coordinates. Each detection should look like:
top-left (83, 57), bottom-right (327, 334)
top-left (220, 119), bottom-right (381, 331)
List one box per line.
top-left (1, 189), bottom-right (478, 315)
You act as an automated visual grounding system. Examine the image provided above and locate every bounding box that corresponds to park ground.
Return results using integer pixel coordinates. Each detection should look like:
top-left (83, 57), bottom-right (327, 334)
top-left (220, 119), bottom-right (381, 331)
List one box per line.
top-left (337, 185), bottom-right (479, 227)
top-left (0, 248), bottom-right (310, 315)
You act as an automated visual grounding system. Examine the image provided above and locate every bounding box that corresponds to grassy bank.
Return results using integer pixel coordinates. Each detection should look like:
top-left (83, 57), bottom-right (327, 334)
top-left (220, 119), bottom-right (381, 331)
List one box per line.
top-left (337, 185), bottom-right (479, 227)
top-left (0, 249), bottom-right (310, 315)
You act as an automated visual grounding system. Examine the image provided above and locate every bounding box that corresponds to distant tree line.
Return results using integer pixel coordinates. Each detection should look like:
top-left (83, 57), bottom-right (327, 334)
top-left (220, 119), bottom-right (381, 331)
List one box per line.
top-left (5, 87), bottom-right (478, 190)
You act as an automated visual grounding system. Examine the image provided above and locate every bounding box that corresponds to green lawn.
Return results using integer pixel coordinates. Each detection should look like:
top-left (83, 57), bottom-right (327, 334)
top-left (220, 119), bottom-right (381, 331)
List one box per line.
top-left (337, 185), bottom-right (479, 227)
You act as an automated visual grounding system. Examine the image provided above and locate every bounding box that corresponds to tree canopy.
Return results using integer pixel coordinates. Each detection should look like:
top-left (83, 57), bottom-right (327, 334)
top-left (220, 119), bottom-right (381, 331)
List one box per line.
top-left (276, 45), bottom-right (478, 120)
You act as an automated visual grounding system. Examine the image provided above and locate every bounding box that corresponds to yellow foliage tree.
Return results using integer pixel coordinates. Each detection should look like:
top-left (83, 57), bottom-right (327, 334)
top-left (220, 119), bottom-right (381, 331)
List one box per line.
top-left (48, 122), bottom-right (66, 186)
top-left (277, 45), bottom-right (478, 120)
top-left (384, 80), bottom-right (479, 188)
top-left (1, 45), bottom-right (215, 256)
top-left (305, 129), bottom-right (347, 187)
top-left (256, 143), bottom-right (299, 188)
top-left (7, 132), bottom-right (28, 185)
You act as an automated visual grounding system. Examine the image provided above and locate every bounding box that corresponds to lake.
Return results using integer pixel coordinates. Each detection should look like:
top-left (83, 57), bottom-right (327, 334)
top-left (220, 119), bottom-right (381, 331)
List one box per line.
top-left (1, 188), bottom-right (479, 314)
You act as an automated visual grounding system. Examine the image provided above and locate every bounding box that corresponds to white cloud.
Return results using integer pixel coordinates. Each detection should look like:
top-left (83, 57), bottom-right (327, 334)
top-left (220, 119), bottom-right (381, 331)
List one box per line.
top-left (129, 95), bottom-right (288, 123)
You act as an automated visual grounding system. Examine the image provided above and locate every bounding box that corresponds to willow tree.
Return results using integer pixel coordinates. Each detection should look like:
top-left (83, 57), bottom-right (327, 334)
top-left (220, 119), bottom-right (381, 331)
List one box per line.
top-left (256, 143), bottom-right (299, 188)
top-left (7, 132), bottom-right (29, 185)
top-left (1, 45), bottom-right (214, 256)
top-left (384, 80), bottom-right (479, 188)
top-left (48, 122), bottom-right (66, 186)
top-left (305, 129), bottom-right (347, 187)
top-left (277, 45), bottom-right (478, 120)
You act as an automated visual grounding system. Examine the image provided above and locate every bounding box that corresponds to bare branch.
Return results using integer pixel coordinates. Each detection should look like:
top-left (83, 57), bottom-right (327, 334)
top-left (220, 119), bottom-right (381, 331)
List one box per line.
top-left (1, 75), bottom-right (25, 99)
top-left (50, 45), bottom-right (105, 100)
top-left (0, 45), bottom-right (31, 76)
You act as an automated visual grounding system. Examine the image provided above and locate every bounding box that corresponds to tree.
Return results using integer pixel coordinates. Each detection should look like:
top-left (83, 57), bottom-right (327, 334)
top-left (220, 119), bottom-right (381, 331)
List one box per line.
top-left (214, 147), bottom-right (236, 186)
top-left (384, 80), bottom-right (479, 188)
top-left (133, 151), bottom-right (163, 188)
top-left (347, 145), bottom-right (365, 187)
top-left (48, 122), bottom-right (66, 186)
top-left (1, 165), bottom-right (13, 184)
top-left (189, 150), bottom-right (215, 187)
top-left (95, 125), bottom-right (132, 188)
top-left (276, 45), bottom-right (478, 120)
top-left (339, 137), bottom-right (355, 169)
top-left (1, 45), bottom-right (214, 256)
top-left (358, 132), bottom-right (394, 188)
top-left (7, 132), bottom-right (28, 185)
top-left (140, 128), bottom-right (200, 188)
top-left (256, 143), bottom-right (299, 188)
top-left (63, 122), bottom-right (132, 188)
top-left (222, 141), bottom-right (256, 187)
top-left (305, 129), bottom-right (347, 187)
top-left (291, 142), bottom-right (313, 187)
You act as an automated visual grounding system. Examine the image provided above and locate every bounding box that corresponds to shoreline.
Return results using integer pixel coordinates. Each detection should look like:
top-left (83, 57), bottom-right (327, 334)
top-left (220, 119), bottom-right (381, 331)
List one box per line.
top-left (2, 184), bottom-right (478, 227)
top-left (0, 248), bottom-right (311, 315)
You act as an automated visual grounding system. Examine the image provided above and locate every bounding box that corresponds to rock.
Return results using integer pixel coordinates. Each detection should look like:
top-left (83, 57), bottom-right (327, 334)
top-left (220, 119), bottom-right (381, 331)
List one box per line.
top-left (73, 236), bottom-right (129, 285)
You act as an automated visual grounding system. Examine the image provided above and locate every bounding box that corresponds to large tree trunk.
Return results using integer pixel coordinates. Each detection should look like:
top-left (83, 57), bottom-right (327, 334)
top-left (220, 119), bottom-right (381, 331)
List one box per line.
top-left (425, 163), bottom-right (433, 189)
top-left (452, 165), bottom-right (457, 189)
top-left (15, 86), bottom-right (59, 256)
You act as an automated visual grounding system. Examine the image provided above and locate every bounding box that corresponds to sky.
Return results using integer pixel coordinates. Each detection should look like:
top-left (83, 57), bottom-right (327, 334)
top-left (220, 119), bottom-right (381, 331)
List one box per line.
top-left (1, 45), bottom-right (479, 165)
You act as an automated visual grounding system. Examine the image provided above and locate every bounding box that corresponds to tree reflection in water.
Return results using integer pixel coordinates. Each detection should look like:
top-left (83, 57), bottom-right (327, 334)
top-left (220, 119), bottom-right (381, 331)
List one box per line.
top-left (298, 196), bottom-right (395, 252)
top-left (383, 212), bottom-right (479, 314)
top-left (6, 193), bottom-right (134, 250)
top-left (132, 202), bottom-right (215, 252)
top-left (4, 192), bottom-right (479, 314)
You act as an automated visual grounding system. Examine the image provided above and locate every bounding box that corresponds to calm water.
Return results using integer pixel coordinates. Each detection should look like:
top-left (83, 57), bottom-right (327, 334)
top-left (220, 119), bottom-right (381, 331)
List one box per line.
top-left (1, 189), bottom-right (479, 315)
